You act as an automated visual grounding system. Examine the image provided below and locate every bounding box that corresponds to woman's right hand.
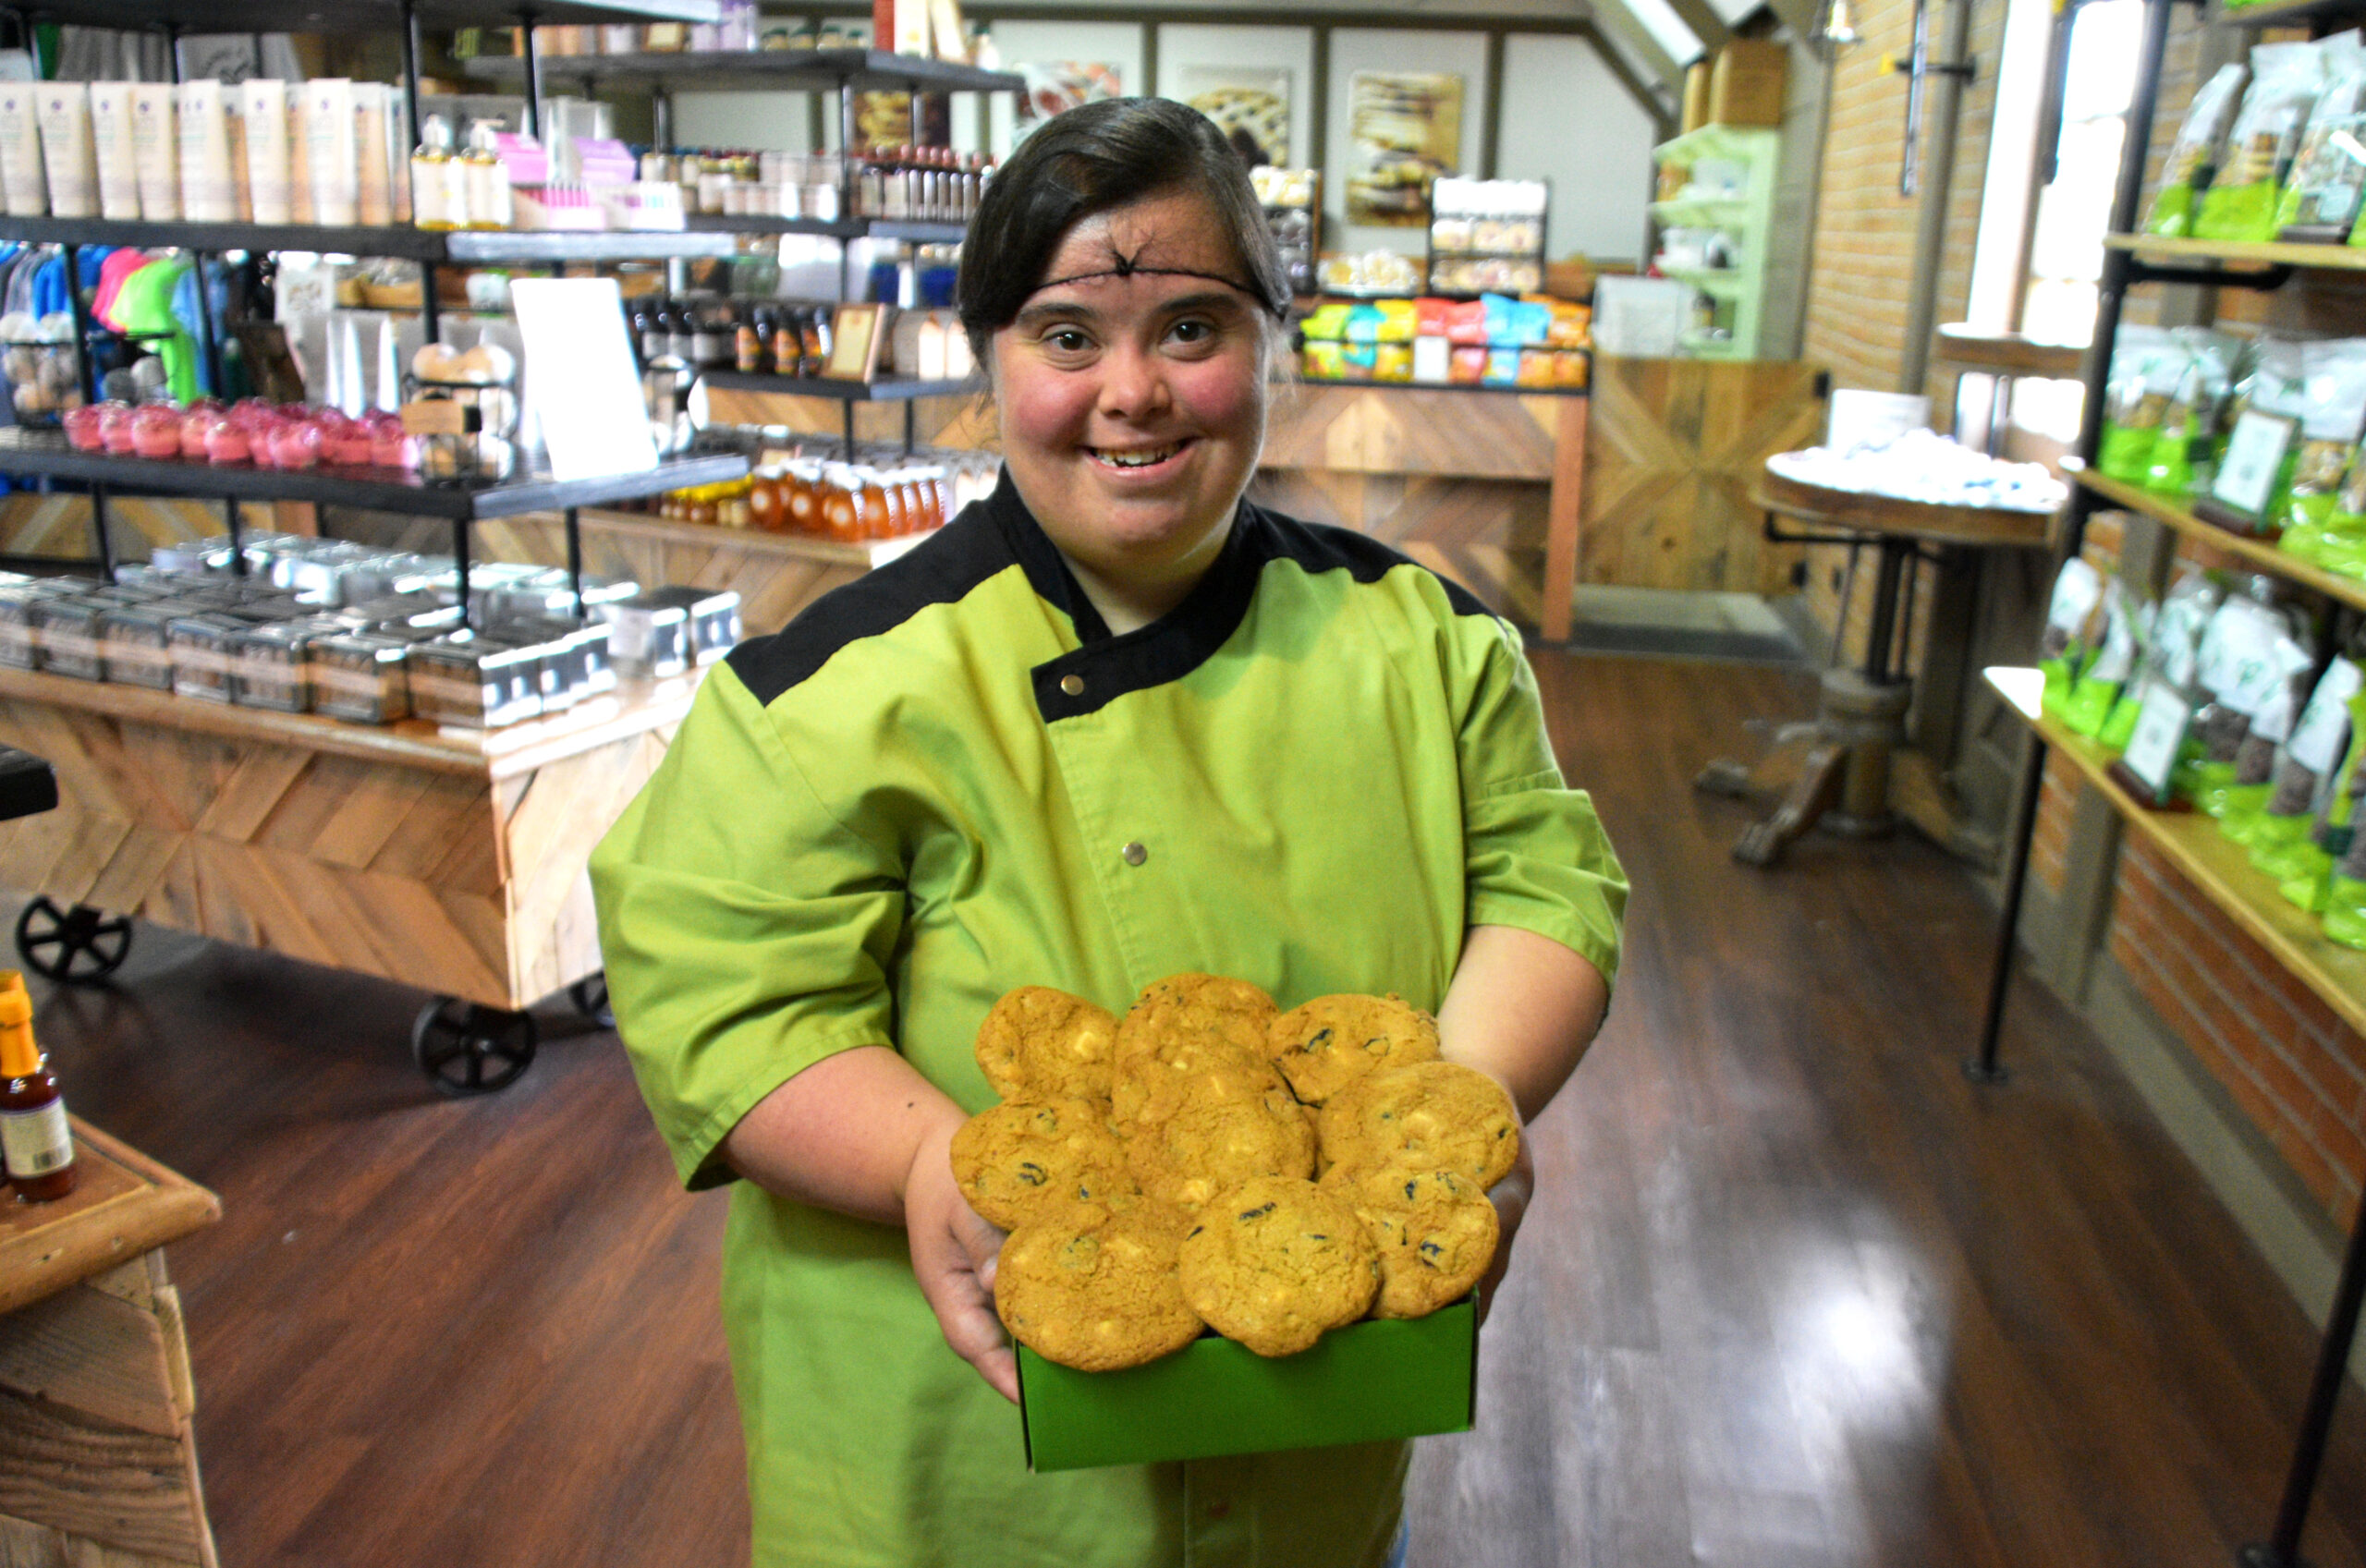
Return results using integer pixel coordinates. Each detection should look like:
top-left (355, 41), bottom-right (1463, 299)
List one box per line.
top-left (903, 1114), bottom-right (1019, 1403)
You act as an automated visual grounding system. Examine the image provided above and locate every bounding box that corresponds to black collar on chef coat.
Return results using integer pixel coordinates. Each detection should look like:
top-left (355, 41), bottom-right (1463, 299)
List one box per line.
top-left (984, 468), bottom-right (1267, 723)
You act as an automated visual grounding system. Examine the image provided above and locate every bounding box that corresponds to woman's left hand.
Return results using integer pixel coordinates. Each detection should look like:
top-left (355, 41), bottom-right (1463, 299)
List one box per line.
top-left (1475, 1112), bottom-right (1534, 1326)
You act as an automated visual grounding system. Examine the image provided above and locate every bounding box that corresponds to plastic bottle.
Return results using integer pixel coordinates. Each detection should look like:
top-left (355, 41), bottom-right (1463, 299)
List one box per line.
top-left (0, 971), bottom-right (75, 1202)
top-left (410, 114), bottom-right (462, 231)
top-left (464, 119), bottom-right (511, 231)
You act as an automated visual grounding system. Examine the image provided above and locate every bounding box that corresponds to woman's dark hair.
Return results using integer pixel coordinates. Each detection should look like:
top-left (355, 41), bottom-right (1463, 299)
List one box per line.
top-left (956, 97), bottom-right (1291, 365)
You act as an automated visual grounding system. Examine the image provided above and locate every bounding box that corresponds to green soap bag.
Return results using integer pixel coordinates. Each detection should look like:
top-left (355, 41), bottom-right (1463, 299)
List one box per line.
top-left (2062, 675), bottom-right (2122, 736)
top-left (2323, 875), bottom-right (2366, 948)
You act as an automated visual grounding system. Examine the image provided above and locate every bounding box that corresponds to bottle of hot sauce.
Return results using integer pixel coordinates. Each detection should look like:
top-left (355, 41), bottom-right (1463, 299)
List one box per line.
top-left (0, 973), bottom-right (76, 1202)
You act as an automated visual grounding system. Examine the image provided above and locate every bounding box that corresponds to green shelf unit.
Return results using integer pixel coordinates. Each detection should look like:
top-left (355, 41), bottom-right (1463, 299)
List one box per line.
top-left (1650, 124), bottom-right (1780, 360)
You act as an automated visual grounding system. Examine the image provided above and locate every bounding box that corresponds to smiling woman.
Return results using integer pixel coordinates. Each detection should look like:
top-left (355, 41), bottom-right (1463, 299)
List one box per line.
top-left (590, 92), bottom-right (1625, 1568)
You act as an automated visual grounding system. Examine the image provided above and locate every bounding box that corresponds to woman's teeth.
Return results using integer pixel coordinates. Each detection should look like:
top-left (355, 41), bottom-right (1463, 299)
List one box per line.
top-left (1092, 444), bottom-right (1183, 468)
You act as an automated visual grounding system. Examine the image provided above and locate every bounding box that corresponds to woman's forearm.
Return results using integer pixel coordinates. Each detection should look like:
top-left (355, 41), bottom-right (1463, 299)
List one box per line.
top-left (719, 1044), bottom-right (969, 1224)
top-left (1434, 923), bottom-right (1611, 1121)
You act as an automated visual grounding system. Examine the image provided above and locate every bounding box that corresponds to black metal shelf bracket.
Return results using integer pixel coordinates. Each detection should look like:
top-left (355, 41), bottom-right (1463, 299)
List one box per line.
top-left (2126, 258), bottom-right (2297, 291)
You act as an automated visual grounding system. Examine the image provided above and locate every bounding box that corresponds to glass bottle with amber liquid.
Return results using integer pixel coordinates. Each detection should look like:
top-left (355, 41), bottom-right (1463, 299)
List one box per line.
top-left (0, 972), bottom-right (75, 1202)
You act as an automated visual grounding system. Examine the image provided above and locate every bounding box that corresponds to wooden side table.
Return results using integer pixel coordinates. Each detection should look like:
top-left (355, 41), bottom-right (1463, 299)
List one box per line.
top-left (1697, 466), bottom-right (2056, 865)
top-left (0, 1119), bottom-right (223, 1567)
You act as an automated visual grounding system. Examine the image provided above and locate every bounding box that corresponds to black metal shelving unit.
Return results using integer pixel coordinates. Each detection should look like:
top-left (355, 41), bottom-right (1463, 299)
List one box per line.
top-left (1977, 1), bottom-right (2366, 1562)
top-left (700, 371), bottom-right (978, 457)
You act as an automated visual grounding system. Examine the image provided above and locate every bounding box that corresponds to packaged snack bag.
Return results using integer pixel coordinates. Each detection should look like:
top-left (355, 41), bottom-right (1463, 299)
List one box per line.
top-left (2065, 577), bottom-right (2147, 737)
top-left (2102, 566), bottom-right (2219, 750)
top-left (2195, 43), bottom-right (2327, 242)
top-left (2279, 34), bottom-right (2366, 235)
top-left (2143, 332), bottom-right (2239, 497)
top-left (2147, 62), bottom-right (2249, 237)
top-left (2279, 338), bottom-right (2366, 543)
top-left (2244, 656), bottom-right (2360, 861)
top-left (2040, 557), bottom-right (2107, 715)
top-left (2100, 328), bottom-right (2184, 481)
top-left (2218, 631), bottom-right (2322, 839)
top-left (2267, 687), bottom-right (2366, 910)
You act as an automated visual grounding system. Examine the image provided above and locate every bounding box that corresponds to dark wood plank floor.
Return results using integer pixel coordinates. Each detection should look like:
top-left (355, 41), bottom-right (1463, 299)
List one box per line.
top-left (25, 652), bottom-right (2366, 1567)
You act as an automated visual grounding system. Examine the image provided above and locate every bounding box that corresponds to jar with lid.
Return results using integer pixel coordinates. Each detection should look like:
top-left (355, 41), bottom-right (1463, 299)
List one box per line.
top-left (748, 469), bottom-right (785, 531)
top-left (784, 463), bottom-right (821, 533)
top-left (737, 304), bottom-right (771, 373)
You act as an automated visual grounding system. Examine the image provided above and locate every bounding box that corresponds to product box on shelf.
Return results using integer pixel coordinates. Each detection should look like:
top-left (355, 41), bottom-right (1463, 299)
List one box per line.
top-left (1015, 1297), bottom-right (1476, 1473)
top-left (1707, 41), bottom-right (1787, 130)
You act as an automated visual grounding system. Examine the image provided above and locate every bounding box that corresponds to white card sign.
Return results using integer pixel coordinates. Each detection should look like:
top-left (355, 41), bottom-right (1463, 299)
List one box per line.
top-left (508, 276), bottom-right (658, 482)
top-left (2209, 410), bottom-right (2299, 522)
top-left (2121, 681), bottom-right (2193, 800)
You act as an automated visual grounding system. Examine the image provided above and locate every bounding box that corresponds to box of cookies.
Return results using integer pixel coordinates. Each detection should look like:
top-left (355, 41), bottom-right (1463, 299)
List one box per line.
top-left (955, 976), bottom-right (1514, 1472)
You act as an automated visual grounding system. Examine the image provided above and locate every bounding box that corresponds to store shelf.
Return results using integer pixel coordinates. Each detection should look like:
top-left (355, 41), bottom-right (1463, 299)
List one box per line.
top-left (0, 215), bottom-right (739, 264)
top-left (5, 0), bottom-right (715, 33)
top-left (1655, 264), bottom-right (1747, 298)
top-left (1987, 664), bottom-right (2366, 1039)
top-left (1933, 323), bottom-right (2088, 378)
top-left (683, 213), bottom-right (967, 244)
top-left (698, 372), bottom-right (981, 401)
top-left (1650, 196), bottom-right (1750, 226)
top-left (0, 430), bottom-right (746, 521)
top-left (2070, 466), bottom-right (2366, 614)
top-left (2103, 232), bottom-right (2366, 272)
top-left (463, 47), bottom-right (1023, 94)
top-left (2211, 0), bottom-right (2364, 27)
top-left (1652, 124), bottom-right (1776, 164)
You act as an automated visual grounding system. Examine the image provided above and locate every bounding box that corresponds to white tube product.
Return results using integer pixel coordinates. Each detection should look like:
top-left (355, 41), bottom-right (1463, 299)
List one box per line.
top-left (385, 91), bottom-right (411, 223)
top-left (285, 91), bottom-right (311, 223)
top-left (354, 83), bottom-right (391, 225)
top-left (224, 88), bottom-right (251, 220)
top-left (0, 87), bottom-right (43, 217)
top-left (128, 83), bottom-right (177, 220)
top-left (239, 79), bottom-right (289, 224)
top-left (34, 83), bottom-right (96, 219)
top-left (302, 79), bottom-right (356, 226)
top-left (88, 83), bottom-right (140, 221)
top-left (176, 79), bottom-right (234, 222)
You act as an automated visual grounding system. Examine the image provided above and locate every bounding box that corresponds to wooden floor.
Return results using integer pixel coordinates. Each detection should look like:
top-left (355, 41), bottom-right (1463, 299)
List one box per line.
top-left (24, 652), bottom-right (2366, 1568)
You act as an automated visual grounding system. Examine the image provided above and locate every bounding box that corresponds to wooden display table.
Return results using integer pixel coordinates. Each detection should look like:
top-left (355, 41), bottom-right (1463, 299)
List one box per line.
top-left (1, 1120), bottom-right (222, 1566)
top-left (1698, 466), bottom-right (2056, 865)
top-left (0, 667), bottom-right (701, 1090)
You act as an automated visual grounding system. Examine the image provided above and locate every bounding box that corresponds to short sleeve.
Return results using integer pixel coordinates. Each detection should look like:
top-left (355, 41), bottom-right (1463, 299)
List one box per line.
top-left (590, 665), bottom-right (907, 1190)
top-left (1455, 614), bottom-right (1628, 988)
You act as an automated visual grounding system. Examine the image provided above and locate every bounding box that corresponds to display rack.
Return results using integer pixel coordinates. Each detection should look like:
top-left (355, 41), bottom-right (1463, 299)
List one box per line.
top-left (1649, 124), bottom-right (1779, 359)
top-left (0, 0), bottom-right (751, 1096)
top-left (1979, 0), bottom-right (2366, 1560)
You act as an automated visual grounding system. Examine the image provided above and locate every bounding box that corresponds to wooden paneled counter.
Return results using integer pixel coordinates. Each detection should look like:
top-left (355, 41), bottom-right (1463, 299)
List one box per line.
top-left (0, 666), bottom-right (700, 1012)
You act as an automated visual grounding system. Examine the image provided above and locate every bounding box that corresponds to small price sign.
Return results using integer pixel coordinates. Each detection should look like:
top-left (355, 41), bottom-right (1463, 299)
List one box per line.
top-left (2120, 681), bottom-right (2193, 803)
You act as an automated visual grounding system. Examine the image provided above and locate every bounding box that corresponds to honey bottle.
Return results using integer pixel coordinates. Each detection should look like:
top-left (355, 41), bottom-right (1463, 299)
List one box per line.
top-left (0, 973), bottom-right (76, 1202)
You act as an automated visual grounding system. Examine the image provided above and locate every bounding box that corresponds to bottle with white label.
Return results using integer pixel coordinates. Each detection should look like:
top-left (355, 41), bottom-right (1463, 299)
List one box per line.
top-left (0, 971), bottom-right (74, 1202)
top-left (464, 119), bottom-right (510, 231)
top-left (410, 114), bottom-right (462, 231)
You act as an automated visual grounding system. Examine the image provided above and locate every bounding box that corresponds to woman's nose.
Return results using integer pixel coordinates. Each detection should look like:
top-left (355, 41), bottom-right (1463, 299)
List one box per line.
top-left (1096, 340), bottom-right (1171, 419)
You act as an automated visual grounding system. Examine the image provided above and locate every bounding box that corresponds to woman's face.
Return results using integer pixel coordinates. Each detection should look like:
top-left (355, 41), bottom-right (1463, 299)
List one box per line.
top-left (992, 188), bottom-right (1270, 610)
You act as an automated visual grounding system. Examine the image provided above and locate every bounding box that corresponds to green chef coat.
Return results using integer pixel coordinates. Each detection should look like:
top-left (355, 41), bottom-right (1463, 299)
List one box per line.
top-left (590, 471), bottom-right (1627, 1568)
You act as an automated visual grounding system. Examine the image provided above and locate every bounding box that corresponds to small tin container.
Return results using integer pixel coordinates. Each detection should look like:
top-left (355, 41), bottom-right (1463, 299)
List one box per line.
top-left (311, 632), bottom-right (413, 723)
top-left (98, 604), bottom-right (177, 690)
top-left (231, 620), bottom-right (337, 712)
top-left (407, 637), bottom-right (543, 729)
top-left (596, 595), bottom-right (691, 679)
top-left (30, 596), bottom-right (109, 680)
top-left (641, 585), bottom-right (743, 665)
top-left (166, 614), bottom-right (248, 702)
top-left (0, 582), bottom-right (68, 669)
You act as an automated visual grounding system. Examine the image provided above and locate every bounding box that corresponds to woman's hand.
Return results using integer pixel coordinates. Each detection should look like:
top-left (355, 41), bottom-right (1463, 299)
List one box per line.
top-left (1476, 1121), bottom-right (1534, 1326)
top-left (902, 1114), bottom-right (1019, 1403)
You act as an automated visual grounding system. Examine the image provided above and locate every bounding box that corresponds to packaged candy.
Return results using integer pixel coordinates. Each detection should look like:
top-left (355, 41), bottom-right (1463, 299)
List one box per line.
top-left (2099, 327), bottom-right (2183, 482)
top-left (2064, 577), bottom-right (2147, 737)
top-left (2219, 634), bottom-right (2323, 839)
top-left (2244, 656), bottom-right (2360, 866)
top-left (2146, 62), bottom-right (2248, 237)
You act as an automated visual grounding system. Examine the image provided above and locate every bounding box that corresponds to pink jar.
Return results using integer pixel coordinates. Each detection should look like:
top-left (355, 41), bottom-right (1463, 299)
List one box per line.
top-left (61, 404), bottom-right (104, 451)
top-left (131, 405), bottom-right (183, 458)
top-left (367, 413), bottom-right (417, 470)
top-left (98, 402), bottom-right (137, 454)
top-left (266, 419), bottom-right (322, 470)
top-left (178, 406), bottom-right (219, 458)
top-left (202, 417), bottom-right (251, 465)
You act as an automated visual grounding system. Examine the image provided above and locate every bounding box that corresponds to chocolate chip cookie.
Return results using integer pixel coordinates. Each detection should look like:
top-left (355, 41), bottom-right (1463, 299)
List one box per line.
top-left (1177, 1175), bottom-right (1379, 1357)
top-left (1264, 993), bottom-right (1441, 1106)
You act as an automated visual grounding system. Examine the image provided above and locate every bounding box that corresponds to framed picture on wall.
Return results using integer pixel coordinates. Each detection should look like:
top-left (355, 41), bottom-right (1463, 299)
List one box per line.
top-left (1178, 65), bottom-right (1289, 167)
top-left (824, 304), bottom-right (887, 382)
top-left (1346, 71), bottom-right (1461, 227)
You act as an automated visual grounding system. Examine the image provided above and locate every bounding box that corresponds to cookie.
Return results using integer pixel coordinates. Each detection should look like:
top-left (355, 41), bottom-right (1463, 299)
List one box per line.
top-left (1316, 1060), bottom-right (1522, 1191)
top-left (1264, 993), bottom-right (1441, 1106)
top-left (1115, 973), bottom-right (1277, 1066)
top-left (1177, 1175), bottom-right (1379, 1357)
top-left (973, 987), bottom-right (1120, 1103)
top-left (994, 1201), bottom-right (1205, 1371)
top-left (1326, 1167), bottom-right (1500, 1319)
top-left (1126, 1094), bottom-right (1318, 1211)
top-left (949, 1098), bottom-right (1138, 1231)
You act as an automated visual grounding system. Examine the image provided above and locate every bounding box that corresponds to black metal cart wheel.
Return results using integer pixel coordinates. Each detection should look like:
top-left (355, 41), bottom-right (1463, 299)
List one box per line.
top-left (411, 997), bottom-right (539, 1097)
top-left (568, 971), bottom-right (614, 1029)
top-left (15, 896), bottom-right (132, 983)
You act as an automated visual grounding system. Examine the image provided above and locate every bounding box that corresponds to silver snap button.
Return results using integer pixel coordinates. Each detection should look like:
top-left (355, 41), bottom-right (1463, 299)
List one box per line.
top-left (1060, 674), bottom-right (1085, 697)
top-left (1120, 842), bottom-right (1147, 866)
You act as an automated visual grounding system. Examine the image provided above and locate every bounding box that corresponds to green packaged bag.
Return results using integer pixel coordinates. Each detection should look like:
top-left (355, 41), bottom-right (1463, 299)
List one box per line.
top-left (2105, 566), bottom-right (2220, 753)
top-left (2196, 43), bottom-right (2328, 243)
top-left (2281, 36), bottom-right (2366, 237)
top-left (2249, 659), bottom-right (2362, 869)
top-left (2098, 327), bottom-right (2184, 483)
top-left (2217, 635), bottom-right (2323, 843)
top-left (2148, 63), bottom-right (2250, 237)
top-left (2065, 577), bottom-right (2146, 736)
top-left (2039, 557), bottom-right (2106, 717)
top-left (2185, 590), bottom-right (2293, 809)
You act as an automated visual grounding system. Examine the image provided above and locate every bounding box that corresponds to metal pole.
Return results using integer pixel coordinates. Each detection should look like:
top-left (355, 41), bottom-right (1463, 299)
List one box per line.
top-left (399, 0), bottom-right (426, 191)
top-left (1897, 0), bottom-right (1974, 395)
top-left (59, 244), bottom-right (94, 407)
top-left (453, 517), bottom-right (472, 627)
top-left (519, 12), bottom-right (543, 138)
top-left (2071, 0), bottom-right (2173, 482)
top-left (565, 505), bottom-right (583, 620)
top-left (222, 495), bottom-right (243, 577)
top-left (1967, 729), bottom-right (2045, 1084)
top-left (89, 484), bottom-right (113, 585)
top-left (2238, 1197), bottom-right (2366, 1568)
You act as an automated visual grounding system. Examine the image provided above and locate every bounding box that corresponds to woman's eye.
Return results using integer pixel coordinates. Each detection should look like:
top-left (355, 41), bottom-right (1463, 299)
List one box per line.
top-left (1044, 328), bottom-right (1092, 354)
top-left (1169, 319), bottom-right (1214, 345)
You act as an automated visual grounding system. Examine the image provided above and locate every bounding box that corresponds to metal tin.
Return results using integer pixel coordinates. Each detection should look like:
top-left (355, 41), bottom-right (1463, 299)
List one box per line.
top-left (231, 619), bottom-right (340, 712)
top-left (99, 604), bottom-right (177, 690)
top-left (30, 596), bottom-right (109, 679)
top-left (311, 632), bottom-right (414, 723)
top-left (406, 637), bottom-right (543, 729)
top-left (640, 585), bottom-right (742, 664)
top-left (0, 581), bottom-right (68, 670)
top-left (166, 613), bottom-right (248, 702)
top-left (596, 595), bottom-right (691, 679)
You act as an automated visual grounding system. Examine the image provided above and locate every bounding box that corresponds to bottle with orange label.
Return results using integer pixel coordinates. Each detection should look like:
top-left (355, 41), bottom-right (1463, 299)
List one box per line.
top-left (0, 971), bottom-right (75, 1202)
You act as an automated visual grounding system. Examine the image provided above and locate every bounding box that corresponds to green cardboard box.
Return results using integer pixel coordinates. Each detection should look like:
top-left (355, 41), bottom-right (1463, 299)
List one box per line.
top-left (1017, 1298), bottom-right (1478, 1472)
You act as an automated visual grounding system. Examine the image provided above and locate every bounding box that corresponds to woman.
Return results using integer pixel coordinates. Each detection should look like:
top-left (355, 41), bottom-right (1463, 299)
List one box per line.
top-left (591, 96), bottom-right (1626, 1568)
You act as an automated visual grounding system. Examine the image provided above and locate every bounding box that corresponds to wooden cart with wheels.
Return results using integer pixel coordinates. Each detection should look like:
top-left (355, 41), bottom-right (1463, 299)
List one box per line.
top-left (0, 665), bottom-right (694, 1093)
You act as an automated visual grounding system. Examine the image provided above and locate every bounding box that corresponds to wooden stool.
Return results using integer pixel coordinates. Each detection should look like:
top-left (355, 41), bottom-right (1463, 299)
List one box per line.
top-left (1697, 466), bottom-right (2055, 866)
